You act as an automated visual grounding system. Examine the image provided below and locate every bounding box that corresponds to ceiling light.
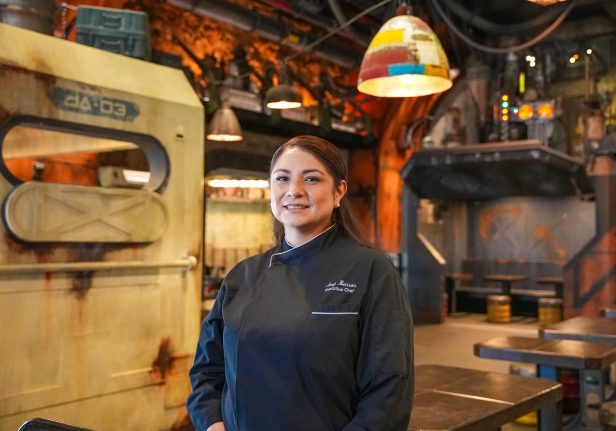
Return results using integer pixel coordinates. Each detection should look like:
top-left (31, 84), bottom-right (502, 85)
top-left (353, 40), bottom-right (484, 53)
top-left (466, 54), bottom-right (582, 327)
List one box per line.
top-left (207, 179), bottom-right (269, 188)
top-left (206, 105), bottom-right (243, 142)
top-left (265, 62), bottom-right (302, 109)
top-left (527, 0), bottom-right (567, 5)
top-left (265, 84), bottom-right (302, 109)
top-left (357, 6), bottom-right (452, 98)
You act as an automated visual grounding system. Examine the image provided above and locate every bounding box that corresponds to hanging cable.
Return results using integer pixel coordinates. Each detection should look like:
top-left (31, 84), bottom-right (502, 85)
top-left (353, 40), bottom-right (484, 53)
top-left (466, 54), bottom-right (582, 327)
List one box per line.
top-left (284, 0), bottom-right (394, 63)
top-left (325, 0), bottom-right (371, 46)
top-left (225, 0), bottom-right (394, 90)
top-left (440, 0), bottom-right (570, 35)
top-left (429, 0), bottom-right (577, 54)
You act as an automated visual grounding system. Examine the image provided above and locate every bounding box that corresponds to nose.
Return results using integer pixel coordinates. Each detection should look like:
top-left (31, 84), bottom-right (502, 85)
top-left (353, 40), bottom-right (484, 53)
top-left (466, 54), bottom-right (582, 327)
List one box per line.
top-left (287, 176), bottom-right (305, 197)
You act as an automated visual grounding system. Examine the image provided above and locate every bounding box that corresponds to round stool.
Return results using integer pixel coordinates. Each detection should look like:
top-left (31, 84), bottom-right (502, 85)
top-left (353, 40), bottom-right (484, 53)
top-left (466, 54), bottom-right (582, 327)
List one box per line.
top-left (599, 400), bottom-right (616, 430)
top-left (538, 297), bottom-right (563, 326)
top-left (487, 295), bottom-right (511, 323)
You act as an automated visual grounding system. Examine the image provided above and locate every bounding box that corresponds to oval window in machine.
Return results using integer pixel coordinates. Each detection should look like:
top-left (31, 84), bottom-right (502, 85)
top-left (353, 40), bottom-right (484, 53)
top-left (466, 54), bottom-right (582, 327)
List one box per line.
top-left (0, 115), bottom-right (171, 243)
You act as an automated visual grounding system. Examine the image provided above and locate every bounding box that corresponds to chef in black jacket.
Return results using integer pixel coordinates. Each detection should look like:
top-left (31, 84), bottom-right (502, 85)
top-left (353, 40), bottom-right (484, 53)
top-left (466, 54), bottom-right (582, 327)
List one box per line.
top-left (187, 135), bottom-right (413, 431)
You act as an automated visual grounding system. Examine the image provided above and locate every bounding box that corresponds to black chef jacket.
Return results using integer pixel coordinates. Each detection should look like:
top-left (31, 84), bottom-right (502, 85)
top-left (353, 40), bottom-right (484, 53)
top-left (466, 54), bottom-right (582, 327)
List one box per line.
top-left (187, 224), bottom-right (413, 431)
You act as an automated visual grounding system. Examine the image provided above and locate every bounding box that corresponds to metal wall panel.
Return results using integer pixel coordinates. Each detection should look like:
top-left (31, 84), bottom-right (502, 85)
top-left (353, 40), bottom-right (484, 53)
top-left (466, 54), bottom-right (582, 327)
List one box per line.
top-left (468, 197), bottom-right (595, 261)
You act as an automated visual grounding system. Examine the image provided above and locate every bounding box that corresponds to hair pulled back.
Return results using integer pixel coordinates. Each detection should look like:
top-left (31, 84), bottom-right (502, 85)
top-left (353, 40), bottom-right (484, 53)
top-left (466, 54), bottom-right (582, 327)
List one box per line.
top-left (269, 135), bottom-right (365, 246)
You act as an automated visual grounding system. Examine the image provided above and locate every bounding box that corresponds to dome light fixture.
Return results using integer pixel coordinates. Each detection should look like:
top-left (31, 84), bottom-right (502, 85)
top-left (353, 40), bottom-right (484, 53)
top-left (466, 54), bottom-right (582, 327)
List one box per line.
top-left (265, 62), bottom-right (302, 109)
top-left (357, 5), bottom-right (452, 98)
top-left (265, 84), bottom-right (302, 109)
top-left (206, 104), bottom-right (243, 142)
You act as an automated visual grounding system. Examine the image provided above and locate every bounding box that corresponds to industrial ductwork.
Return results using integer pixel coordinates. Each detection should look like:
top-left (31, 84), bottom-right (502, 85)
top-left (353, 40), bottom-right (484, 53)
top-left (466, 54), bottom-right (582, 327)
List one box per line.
top-left (166, 0), bottom-right (361, 68)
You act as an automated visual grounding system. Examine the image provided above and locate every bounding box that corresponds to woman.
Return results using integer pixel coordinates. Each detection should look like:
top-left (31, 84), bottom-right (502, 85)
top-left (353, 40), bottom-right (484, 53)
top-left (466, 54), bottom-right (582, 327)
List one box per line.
top-left (187, 135), bottom-right (413, 431)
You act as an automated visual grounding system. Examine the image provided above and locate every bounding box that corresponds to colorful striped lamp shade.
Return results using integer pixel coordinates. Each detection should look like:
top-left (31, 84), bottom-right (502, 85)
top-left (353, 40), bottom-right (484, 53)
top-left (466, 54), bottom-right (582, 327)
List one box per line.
top-left (357, 14), bottom-right (452, 98)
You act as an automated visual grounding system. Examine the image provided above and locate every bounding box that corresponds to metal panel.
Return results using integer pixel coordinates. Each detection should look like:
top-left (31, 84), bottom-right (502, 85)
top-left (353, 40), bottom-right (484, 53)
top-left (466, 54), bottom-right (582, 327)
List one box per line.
top-left (0, 23), bottom-right (203, 430)
top-left (468, 196), bottom-right (595, 261)
top-left (401, 140), bottom-right (593, 200)
top-left (4, 182), bottom-right (168, 242)
top-left (401, 187), bottom-right (446, 324)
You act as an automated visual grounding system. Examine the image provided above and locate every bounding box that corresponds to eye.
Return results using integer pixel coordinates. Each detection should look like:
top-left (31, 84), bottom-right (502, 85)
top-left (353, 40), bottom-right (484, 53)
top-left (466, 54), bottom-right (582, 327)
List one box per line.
top-left (274, 175), bottom-right (289, 182)
top-left (304, 176), bottom-right (320, 183)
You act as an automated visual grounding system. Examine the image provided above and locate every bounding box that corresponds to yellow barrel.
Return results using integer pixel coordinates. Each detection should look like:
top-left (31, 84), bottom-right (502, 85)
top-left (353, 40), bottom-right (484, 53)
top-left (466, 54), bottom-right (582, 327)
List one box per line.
top-left (487, 295), bottom-right (511, 323)
top-left (538, 297), bottom-right (563, 326)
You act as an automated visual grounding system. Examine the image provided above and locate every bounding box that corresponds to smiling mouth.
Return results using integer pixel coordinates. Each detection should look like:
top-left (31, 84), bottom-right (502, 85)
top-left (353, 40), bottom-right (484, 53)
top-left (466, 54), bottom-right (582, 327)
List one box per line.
top-left (284, 204), bottom-right (309, 209)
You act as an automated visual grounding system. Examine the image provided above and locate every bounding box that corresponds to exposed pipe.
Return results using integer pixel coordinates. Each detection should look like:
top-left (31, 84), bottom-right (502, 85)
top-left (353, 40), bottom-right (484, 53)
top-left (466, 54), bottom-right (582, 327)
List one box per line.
top-left (430, 0), bottom-right (577, 54)
top-left (325, 0), bottom-right (370, 46)
top-left (440, 0), bottom-right (570, 35)
top-left (166, 0), bottom-right (361, 68)
top-left (0, 257), bottom-right (197, 274)
top-left (256, 0), bottom-right (339, 38)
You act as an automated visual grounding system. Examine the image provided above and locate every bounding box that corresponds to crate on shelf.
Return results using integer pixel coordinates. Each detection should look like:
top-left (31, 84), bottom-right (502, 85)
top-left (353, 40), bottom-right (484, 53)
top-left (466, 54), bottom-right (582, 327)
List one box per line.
top-left (76, 5), bottom-right (151, 60)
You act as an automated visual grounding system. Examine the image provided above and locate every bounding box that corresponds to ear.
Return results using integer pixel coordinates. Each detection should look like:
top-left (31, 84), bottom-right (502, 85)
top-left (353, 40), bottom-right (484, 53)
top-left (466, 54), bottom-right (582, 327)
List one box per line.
top-left (335, 180), bottom-right (348, 201)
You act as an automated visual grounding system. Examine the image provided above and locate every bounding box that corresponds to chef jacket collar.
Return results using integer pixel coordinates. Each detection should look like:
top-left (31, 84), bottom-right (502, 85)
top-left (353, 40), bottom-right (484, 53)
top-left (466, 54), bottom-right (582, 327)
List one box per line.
top-left (269, 224), bottom-right (337, 267)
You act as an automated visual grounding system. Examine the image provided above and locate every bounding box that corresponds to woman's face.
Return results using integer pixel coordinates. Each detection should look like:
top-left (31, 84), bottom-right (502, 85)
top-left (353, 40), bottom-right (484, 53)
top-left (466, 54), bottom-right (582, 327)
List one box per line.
top-left (270, 147), bottom-right (346, 246)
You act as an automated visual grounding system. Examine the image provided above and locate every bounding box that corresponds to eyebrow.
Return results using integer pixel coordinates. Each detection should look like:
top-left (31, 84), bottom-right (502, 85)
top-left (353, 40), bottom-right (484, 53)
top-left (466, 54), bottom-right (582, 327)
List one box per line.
top-left (272, 168), bottom-right (325, 175)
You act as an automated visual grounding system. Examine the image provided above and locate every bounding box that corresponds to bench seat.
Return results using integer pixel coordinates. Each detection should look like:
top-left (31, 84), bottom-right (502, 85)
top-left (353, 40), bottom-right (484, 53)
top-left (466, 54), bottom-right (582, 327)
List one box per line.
top-left (510, 288), bottom-right (558, 298)
top-left (455, 285), bottom-right (503, 295)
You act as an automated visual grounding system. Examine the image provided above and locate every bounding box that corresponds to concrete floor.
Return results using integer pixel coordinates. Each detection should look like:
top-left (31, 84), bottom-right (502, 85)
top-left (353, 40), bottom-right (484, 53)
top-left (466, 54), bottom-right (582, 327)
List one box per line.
top-left (414, 312), bottom-right (547, 431)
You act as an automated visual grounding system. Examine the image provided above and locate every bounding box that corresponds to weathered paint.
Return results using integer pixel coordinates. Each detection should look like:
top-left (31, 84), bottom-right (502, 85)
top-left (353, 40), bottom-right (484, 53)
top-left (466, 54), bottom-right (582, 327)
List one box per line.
top-left (151, 336), bottom-right (176, 384)
top-left (564, 225), bottom-right (616, 317)
top-left (534, 226), bottom-right (567, 259)
top-left (0, 23), bottom-right (203, 431)
top-left (70, 270), bottom-right (95, 298)
top-left (478, 206), bottom-right (523, 240)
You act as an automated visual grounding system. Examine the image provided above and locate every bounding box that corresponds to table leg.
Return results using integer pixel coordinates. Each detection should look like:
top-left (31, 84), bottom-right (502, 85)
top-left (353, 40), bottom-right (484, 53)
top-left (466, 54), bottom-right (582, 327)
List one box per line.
top-left (555, 283), bottom-right (563, 299)
top-left (580, 369), bottom-right (604, 429)
top-left (445, 277), bottom-right (456, 314)
top-left (539, 398), bottom-right (562, 431)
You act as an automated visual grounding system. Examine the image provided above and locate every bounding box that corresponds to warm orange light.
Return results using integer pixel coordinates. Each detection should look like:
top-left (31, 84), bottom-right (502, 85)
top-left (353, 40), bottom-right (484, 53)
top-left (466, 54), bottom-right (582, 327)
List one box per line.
top-left (502, 108), bottom-right (508, 114)
top-left (518, 104), bottom-right (534, 120)
top-left (538, 103), bottom-right (554, 120)
top-left (502, 95), bottom-right (509, 101)
top-left (527, 0), bottom-right (566, 4)
top-left (503, 115), bottom-right (509, 121)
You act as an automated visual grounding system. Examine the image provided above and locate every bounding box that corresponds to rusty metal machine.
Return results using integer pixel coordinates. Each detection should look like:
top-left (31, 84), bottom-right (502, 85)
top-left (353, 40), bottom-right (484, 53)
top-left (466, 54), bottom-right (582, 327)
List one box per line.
top-left (0, 23), bottom-right (204, 430)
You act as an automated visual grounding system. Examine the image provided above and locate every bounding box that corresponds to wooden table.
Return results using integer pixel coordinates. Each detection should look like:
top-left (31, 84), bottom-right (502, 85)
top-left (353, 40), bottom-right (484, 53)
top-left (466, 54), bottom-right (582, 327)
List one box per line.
top-left (410, 364), bottom-right (562, 431)
top-left (475, 335), bottom-right (616, 429)
top-left (540, 316), bottom-right (616, 345)
top-left (483, 274), bottom-right (528, 295)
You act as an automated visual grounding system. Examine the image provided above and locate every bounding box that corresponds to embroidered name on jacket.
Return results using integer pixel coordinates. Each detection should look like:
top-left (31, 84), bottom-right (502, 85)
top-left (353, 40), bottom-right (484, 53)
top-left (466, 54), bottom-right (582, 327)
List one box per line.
top-left (324, 280), bottom-right (358, 293)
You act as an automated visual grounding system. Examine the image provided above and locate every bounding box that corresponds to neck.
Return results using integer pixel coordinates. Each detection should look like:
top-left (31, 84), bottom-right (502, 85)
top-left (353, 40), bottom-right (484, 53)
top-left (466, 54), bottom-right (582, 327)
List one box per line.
top-left (284, 224), bottom-right (335, 248)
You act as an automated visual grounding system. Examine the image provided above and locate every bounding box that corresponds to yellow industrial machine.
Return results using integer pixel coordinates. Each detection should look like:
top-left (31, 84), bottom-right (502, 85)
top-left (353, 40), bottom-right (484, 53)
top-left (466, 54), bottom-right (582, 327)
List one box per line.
top-left (0, 23), bottom-right (204, 430)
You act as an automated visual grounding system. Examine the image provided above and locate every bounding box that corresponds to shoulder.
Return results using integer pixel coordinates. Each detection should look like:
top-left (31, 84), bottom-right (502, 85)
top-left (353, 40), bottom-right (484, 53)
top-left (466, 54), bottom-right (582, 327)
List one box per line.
top-left (332, 236), bottom-right (397, 270)
top-left (223, 246), bottom-right (278, 284)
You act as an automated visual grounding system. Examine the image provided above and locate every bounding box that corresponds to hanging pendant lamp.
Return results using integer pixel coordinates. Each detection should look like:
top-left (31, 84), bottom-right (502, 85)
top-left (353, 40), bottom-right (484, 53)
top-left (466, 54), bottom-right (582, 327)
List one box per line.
top-left (265, 84), bottom-right (302, 109)
top-left (265, 61), bottom-right (302, 109)
top-left (206, 104), bottom-right (243, 142)
top-left (357, 5), bottom-right (452, 98)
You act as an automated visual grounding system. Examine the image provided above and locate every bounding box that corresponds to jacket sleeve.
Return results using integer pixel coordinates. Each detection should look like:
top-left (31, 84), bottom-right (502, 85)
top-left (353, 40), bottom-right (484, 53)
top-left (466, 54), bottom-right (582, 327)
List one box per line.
top-left (342, 255), bottom-right (414, 431)
top-left (186, 285), bottom-right (227, 431)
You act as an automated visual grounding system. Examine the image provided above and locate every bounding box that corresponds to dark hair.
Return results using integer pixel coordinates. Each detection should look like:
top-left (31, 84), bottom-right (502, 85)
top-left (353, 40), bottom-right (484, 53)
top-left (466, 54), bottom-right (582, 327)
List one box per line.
top-left (269, 135), bottom-right (366, 246)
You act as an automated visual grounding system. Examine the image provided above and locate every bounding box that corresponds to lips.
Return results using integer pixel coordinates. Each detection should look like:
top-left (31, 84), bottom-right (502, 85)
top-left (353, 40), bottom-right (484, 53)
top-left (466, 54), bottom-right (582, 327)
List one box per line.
top-left (284, 204), bottom-right (309, 209)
